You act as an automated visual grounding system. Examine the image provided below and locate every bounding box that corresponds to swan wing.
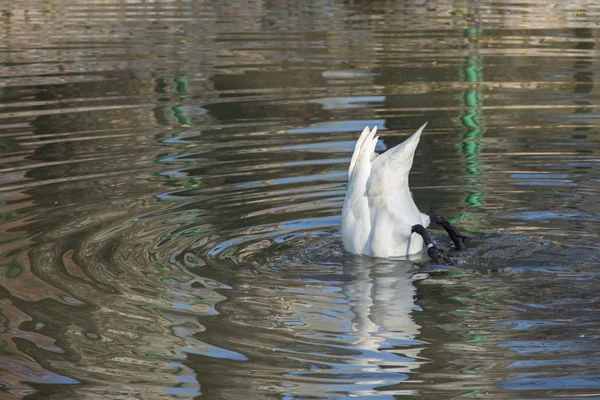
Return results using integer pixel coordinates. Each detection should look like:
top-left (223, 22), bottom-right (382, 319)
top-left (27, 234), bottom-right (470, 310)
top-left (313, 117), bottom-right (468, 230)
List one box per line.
top-left (342, 126), bottom-right (379, 254)
top-left (348, 126), bottom-right (379, 179)
top-left (367, 123), bottom-right (428, 227)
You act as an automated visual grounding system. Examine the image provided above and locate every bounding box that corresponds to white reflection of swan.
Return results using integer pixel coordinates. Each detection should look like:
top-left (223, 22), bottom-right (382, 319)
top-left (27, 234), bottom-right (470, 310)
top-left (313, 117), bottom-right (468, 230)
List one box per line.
top-left (342, 256), bottom-right (426, 380)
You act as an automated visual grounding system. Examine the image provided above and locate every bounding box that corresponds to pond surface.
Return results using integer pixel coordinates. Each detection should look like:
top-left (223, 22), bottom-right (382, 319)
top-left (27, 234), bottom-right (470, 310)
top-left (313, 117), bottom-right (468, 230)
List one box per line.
top-left (1, 1), bottom-right (600, 399)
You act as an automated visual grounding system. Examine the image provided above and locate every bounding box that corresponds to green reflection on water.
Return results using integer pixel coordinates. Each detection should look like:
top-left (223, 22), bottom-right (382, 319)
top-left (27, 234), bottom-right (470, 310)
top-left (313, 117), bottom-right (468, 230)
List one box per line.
top-left (0, 339), bottom-right (13, 355)
top-left (0, 211), bottom-right (22, 225)
top-left (0, 234), bottom-right (27, 246)
top-left (171, 106), bottom-right (191, 126)
top-left (462, 370), bottom-right (480, 375)
top-left (465, 336), bottom-right (485, 342)
top-left (458, 28), bottom-right (486, 210)
top-left (172, 77), bottom-right (191, 124)
top-left (1, 249), bottom-right (24, 278)
top-left (461, 389), bottom-right (487, 397)
top-left (173, 77), bottom-right (190, 96)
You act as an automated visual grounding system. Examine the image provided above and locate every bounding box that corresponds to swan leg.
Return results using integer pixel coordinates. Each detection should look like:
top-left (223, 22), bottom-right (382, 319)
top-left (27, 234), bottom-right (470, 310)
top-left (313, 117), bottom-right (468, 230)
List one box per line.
top-left (411, 224), bottom-right (451, 265)
top-left (430, 215), bottom-right (467, 250)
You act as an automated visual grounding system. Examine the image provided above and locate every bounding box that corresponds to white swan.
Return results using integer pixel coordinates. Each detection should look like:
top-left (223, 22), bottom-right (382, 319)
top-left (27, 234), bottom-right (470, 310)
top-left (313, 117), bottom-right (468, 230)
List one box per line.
top-left (341, 123), bottom-right (466, 260)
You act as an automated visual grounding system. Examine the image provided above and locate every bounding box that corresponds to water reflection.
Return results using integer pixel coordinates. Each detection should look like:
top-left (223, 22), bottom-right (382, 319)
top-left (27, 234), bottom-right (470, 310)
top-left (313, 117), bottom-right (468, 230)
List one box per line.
top-left (1, 0), bottom-right (600, 398)
top-left (181, 239), bottom-right (428, 398)
top-left (340, 258), bottom-right (424, 395)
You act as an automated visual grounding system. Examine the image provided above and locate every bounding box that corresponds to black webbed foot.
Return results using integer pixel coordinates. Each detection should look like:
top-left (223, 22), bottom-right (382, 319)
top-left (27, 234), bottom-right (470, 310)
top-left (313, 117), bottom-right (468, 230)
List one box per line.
top-left (412, 224), bottom-right (452, 265)
top-left (430, 214), bottom-right (467, 250)
top-left (434, 250), bottom-right (453, 265)
top-left (426, 243), bottom-right (438, 260)
top-left (425, 245), bottom-right (452, 265)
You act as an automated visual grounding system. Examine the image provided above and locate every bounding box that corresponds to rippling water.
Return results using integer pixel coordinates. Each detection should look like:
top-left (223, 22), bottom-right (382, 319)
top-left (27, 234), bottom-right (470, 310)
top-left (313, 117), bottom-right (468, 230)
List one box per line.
top-left (1, 1), bottom-right (600, 398)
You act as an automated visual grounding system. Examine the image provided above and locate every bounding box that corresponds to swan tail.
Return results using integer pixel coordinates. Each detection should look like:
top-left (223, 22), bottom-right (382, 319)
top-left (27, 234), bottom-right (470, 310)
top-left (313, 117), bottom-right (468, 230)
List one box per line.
top-left (371, 122), bottom-right (427, 176)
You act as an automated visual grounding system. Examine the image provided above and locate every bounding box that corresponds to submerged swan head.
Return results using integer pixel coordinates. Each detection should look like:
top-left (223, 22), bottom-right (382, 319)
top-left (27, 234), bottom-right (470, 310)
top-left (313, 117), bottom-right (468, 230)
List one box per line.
top-left (341, 123), bottom-right (430, 258)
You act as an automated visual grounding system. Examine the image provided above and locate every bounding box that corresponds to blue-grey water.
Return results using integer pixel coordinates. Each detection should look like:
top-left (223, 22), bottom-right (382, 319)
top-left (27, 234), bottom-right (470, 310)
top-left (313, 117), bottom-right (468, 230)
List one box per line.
top-left (1, 1), bottom-right (600, 399)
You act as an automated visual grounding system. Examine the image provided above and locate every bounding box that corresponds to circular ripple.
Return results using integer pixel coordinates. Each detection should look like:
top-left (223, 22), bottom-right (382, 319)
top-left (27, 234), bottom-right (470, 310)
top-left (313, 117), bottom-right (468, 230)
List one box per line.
top-left (206, 227), bottom-right (345, 272)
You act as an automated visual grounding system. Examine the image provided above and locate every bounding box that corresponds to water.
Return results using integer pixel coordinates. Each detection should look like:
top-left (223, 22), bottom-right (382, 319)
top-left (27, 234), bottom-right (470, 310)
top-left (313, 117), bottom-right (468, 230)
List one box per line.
top-left (1, 1), bottom-right (600, 398)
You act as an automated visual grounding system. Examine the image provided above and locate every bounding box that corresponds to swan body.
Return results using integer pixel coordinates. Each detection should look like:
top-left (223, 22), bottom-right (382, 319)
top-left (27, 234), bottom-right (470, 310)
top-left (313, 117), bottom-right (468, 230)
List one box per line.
top-left (341, 123), bottom-right (430, 258)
